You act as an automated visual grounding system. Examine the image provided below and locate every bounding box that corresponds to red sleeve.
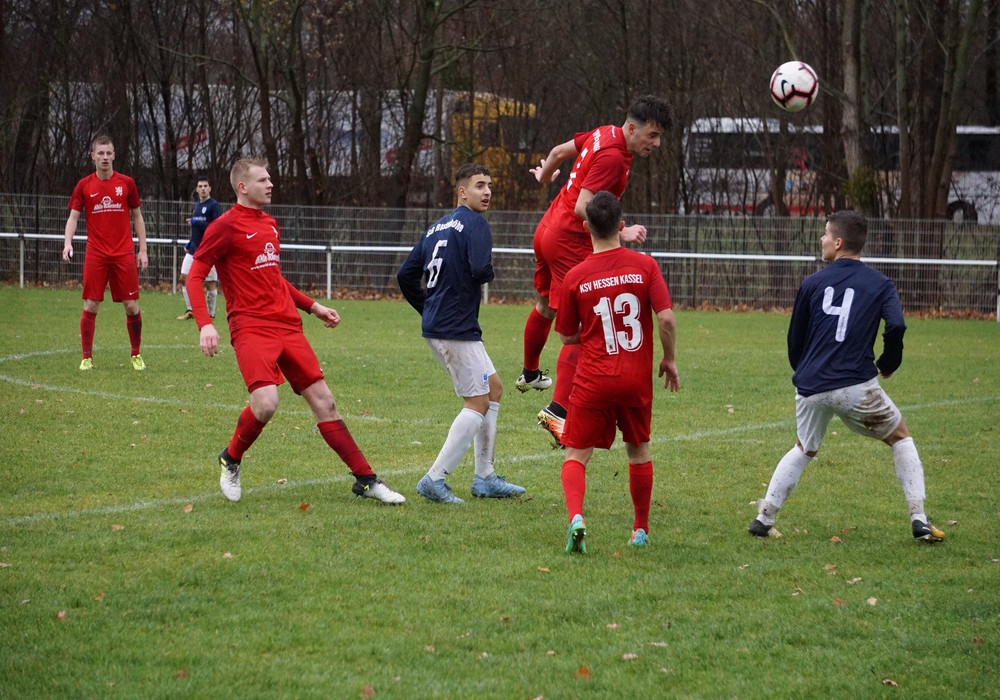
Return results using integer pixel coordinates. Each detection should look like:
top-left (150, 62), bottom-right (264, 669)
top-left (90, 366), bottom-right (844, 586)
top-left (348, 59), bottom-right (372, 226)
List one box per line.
top-left (647, 258), bottom-right (672, 312)
top-left (285, 280), bottom-right (315, 312)
top-left (555, 273), bottom-right (581, 337)
top-left (125, 175), bottom-right (141, 209)
top-left (188, 259), bottom-right (215, 328)
top-left (68, 179), bottom-right (85, 212)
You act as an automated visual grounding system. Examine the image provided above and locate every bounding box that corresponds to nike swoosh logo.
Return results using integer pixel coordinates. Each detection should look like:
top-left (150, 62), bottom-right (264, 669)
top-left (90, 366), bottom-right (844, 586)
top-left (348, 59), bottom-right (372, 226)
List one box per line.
top-left (247, 232), bottom-right (258, 239)
top-left (90, 193), bottom-right (99, 197)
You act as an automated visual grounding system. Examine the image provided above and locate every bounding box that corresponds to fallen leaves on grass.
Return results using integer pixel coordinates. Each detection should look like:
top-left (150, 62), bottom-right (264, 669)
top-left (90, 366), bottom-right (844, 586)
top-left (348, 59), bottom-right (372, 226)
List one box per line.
top-left (574, 666), bottom-right (591, 680)
top-left (830, 536), bottom-right (843, 543)
top-left (299, 502), bottom-right (311, 512)
top-left (792, 584), bottom-right (804, 596)
top-left (537, 566), bottom-right (550, 573)
top-left (847, 577), bottom-right (863, 585)
top-left (622, 653), bottom-right (639, 660)
top-left (882, 679), bottom-right (899, 687)
top-left (223, 552), bottom-right (233, 559)
top-left (607, 623), bottom-right (620, 629)
top-left (824, 564), bottom-right (837, 572)
top-left (94, 591), bottom-right (105, 602)
top-left (867, 597), bottom-right (878, 606)
top-left (56, 610), bottom-right (67, 621)
top-left (360, 685), bottom-right (376, 698)
top-left (277, 478), bottom-right (288, 484)
top-left (183, 504), bottom-right (193, 513)
top-left (174, 669), bottom-right (189, 680)
top-left (111, 524), bottom-right (124, 531)
top-left (832, 599), bottom-right (846, 606)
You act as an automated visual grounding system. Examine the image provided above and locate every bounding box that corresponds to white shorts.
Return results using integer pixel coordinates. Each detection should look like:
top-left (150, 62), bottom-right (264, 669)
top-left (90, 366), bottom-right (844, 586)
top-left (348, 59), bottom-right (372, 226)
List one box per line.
top-left (795, 377), bottom-right (902, 453)
top-left (181, 252), bottom-right (218, 282)
top-left (426, 338), bottom-right (495, 398)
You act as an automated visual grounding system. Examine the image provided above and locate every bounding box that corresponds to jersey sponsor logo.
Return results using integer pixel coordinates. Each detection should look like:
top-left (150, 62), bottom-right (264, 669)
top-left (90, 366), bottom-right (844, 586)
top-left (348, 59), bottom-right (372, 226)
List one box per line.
top-left (578, 273), bottom-right (643, 293)
top-left (91, 196), bottom-right (125, 214)
top-left (251, 241), bottom-right (280, 270)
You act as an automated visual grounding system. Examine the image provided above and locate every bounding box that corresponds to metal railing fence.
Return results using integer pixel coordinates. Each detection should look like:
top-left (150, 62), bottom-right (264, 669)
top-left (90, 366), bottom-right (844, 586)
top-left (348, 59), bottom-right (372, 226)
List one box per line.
top-left (2, 194), bottom-right (998, 318)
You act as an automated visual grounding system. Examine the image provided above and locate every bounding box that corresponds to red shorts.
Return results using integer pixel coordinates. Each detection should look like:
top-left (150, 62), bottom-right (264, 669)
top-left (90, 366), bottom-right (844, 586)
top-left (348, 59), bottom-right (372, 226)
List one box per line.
top-left (532, 222), bottom-right (591, 311)
top-left (82, 253), bottom-right (140, 303)
top-left (232, 326), bottom-right (324, 394)
top-left (562, 399), bottom-right (652, 450)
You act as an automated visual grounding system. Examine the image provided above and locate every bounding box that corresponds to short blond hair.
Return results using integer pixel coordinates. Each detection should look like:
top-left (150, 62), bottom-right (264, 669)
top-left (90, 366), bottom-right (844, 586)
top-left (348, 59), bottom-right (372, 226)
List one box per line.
top-left (230, 157), bottom-right (268, 195)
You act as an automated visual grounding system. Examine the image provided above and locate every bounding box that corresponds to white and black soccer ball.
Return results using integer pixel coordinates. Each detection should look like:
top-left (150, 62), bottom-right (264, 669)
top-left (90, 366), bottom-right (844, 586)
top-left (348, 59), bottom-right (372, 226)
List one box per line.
top-left (769, 61), bottom-right (819, 113)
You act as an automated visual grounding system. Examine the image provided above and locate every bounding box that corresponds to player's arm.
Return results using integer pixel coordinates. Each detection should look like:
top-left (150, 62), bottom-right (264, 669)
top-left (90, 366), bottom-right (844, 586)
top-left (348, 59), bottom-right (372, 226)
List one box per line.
top-left (656, 308), bottom-right (679, 391)
top-left (283, 280), bottom-right (341, 328)
top-left (132, 206), bottom-right (149, 271)
top-left (63, 209), bottom-right (82, 261)
top-left (530, 138), bottom-right (578, 184)
top-left (468, 223), bottom-right (495, 285)
top-left (188, 258), bottom-right (219, 356)
top-left (876, 285), bottom-right (906, 378)
top-left (786, 285), bottom-right (811, 370)
top-left (396, 245), bottom-right (427, 314)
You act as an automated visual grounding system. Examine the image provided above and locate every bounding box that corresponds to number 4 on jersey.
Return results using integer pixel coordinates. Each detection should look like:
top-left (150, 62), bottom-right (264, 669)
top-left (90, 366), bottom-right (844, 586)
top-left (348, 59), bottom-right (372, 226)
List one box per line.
top-left (822, 286), bottom-right (854, 342)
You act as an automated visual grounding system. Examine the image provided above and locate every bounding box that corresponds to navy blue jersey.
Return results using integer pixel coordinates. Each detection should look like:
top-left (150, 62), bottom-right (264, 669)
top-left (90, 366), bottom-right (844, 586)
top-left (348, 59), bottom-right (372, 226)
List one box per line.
top-left (396, 206), bottom-right (494, 341)
top-left (187, 197), bottom-right (222, 253)
top-left (789, 258), bottom-right (906, 396)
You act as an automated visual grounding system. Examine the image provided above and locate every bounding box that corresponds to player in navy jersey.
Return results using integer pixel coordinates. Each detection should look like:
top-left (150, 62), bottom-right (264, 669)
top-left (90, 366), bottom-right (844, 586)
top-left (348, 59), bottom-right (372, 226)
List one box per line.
top-left (555, 191), bottom-right (679, 553)
top-left (177, 177), bottom-right (222, 320)
top-left (749, 210), bottom-right (944, 543)
top-left (397, 163), bottom-right (526, 503)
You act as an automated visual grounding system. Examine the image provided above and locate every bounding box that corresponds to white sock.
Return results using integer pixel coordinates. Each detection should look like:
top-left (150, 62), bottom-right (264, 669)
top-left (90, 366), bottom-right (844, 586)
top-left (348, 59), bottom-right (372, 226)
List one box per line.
top-left (427, 408), bottom-right (484, 481)
top-left (759, 446), bottom-right (813, 524)
top-left (207, 289), bottom-right (218, 318)
top-left (892, 437), bottom-right (927, 519)
top-left (181, 285), bottom-right (192, 311)
top-left (473, 401), bottom-right (500, 479)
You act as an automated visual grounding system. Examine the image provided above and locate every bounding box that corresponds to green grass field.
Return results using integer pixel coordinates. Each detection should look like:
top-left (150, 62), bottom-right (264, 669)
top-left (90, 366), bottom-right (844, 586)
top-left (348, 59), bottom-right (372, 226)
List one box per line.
top-left (1, 286), bottom-right (998, 699)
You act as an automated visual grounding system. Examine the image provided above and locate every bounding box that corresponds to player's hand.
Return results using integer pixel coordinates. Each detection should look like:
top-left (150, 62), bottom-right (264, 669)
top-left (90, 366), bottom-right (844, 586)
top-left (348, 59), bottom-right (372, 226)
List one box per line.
top-left (621, 224), bottom-right (647, 245)
top-left (658, 359), bottom-right (679, 392)
top-left (200, 324), bottom-right (220, 357)
top-left (62, 243), bottom-right (73, 262)
top-left (311, 303), bottom-right (341, 328)
top-left (136, 251), bottom-right (149, 271)
top-left (529, 160), bottom-right (560, 184)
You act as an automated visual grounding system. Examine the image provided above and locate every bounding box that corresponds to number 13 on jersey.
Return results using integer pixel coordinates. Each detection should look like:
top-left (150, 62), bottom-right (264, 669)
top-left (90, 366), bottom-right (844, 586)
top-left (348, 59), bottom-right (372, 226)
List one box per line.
top-left (593, 292), bottom-right (643, 354)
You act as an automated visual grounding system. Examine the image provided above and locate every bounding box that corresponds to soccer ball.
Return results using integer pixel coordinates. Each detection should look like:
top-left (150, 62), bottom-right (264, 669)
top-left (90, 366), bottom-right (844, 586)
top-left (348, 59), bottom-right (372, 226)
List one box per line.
top-left (769, 62), bottom-right (819, 112)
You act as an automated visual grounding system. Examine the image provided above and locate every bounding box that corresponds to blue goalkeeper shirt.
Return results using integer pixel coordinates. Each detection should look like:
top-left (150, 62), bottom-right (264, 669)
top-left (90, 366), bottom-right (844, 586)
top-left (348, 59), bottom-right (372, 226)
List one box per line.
top-left (789, 257), bottom-right (906, 397)
top-left (396, 205), bottom-right (494, 341)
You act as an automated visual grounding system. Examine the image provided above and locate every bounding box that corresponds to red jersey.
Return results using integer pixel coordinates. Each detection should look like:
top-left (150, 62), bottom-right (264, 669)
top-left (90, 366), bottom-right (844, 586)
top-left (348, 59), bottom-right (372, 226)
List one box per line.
top-left (538, 125), bottom-right (633, 242)
top-left (191, 203), bottom-right (314, 332)
top-left (556, 247), bottom-right (672, 408)
top-left (68, 172), bottom-right (141, 257)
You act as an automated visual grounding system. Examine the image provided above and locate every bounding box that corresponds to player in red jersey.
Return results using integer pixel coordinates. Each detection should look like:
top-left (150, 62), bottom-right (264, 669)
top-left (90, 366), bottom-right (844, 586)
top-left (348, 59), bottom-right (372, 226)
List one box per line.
top-left (516, 96), bottom-right (671, 447)
top-left (555, 191), bottom-right (679, 553)
top-left (186, 157), bottom-right (404, 505)
top-left (62, 134), bottom-right (148, 371)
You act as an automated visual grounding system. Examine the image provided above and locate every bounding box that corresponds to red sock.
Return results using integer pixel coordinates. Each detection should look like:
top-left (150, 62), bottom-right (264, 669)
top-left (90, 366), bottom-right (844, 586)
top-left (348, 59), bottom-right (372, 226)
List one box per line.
top-left (318, 420), bottom-right (375, 478)
top-left (126, 312), bottom-right (142, 355)
top-left (227, 406), bottom-right (267, 461)
top-left (80, 310), bottom-right (97, 358)
top-left (628, 461), bottom-right (654, 532)
top-left (552, 343), bottom-right (579, 409)
top-left (523, 307), bottom-right (553, 370)
top-left (561, 458), bottom-right (587, 520)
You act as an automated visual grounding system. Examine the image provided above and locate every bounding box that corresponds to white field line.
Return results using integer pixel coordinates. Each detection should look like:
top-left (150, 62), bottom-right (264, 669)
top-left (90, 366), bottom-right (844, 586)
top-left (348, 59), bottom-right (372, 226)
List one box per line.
top-left (2, 347), bottom-right (996, 527)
